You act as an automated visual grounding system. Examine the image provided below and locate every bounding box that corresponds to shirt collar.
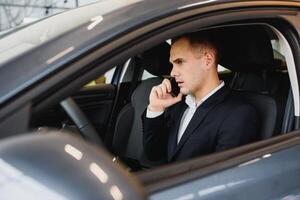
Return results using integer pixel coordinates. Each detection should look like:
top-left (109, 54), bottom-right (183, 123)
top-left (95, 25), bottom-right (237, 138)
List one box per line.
top-left (185, 81), bottom-right (225, 109)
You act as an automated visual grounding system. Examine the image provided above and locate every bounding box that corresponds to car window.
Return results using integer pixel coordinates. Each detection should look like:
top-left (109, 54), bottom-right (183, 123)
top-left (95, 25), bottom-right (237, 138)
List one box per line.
top-left (141, 69), bottom-right (157, 80)
top-left (85, 67), bottom-right (116, 87)
top-left (272, 39), bottom-right (283, 55)
top-left (26, 20), bottom-right (295, 181)
top-left (130, 26), bottom-right (293, 171)
top-left (218, 65), bottom-right (231, 73)
top-left (272, 39), bottom-right (287, 69)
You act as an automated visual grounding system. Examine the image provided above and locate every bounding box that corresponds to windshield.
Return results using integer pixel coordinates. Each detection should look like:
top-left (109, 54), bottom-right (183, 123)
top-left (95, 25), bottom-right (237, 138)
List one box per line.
top-left (0, 0), bottom-right (141, 66)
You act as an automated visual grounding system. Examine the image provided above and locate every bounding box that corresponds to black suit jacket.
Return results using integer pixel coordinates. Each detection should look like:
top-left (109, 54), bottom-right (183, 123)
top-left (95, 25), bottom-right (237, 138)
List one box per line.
top-left (142, 86), bottom-right (259, 163)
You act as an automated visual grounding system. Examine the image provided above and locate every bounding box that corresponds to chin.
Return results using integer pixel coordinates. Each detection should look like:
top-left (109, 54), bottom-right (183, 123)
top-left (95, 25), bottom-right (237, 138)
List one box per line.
top-left (180, 88), bottom-right (190, 95)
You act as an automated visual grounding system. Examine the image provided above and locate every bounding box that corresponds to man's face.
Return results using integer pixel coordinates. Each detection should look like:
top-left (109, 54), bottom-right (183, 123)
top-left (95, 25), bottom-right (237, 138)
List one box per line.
top-left (169, 37), bottom-right (208, 96)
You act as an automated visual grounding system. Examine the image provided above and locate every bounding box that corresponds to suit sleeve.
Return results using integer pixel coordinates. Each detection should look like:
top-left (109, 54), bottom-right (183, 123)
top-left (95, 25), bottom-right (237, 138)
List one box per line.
top-left (216, 103), bottom-right (259, 152)
top-left (142, 109), bottom-right (169, 161)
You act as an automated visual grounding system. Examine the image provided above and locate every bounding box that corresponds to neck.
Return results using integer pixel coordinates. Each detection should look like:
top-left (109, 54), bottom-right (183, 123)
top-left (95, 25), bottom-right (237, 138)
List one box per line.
top-left (194, 73), bottom-right (220, 102)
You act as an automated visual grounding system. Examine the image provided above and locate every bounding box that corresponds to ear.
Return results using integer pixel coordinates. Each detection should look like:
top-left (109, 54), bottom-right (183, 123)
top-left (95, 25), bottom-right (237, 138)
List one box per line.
top-left (204, 51), bottom-right (215, 70)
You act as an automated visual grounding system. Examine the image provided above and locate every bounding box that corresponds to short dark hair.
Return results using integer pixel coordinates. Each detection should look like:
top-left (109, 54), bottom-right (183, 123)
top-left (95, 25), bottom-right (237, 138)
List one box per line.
top-left (172, 32), bottom-right (220, 63)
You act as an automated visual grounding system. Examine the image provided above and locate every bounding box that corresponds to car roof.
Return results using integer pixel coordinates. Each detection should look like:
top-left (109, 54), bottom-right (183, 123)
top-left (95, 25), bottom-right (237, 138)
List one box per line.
top-left (0, 0), bottom-right (299, 105)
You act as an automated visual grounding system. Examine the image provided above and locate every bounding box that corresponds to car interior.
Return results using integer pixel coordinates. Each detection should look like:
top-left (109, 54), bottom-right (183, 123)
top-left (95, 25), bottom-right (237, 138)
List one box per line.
top-left (30, 23), bottom-right (292, 172)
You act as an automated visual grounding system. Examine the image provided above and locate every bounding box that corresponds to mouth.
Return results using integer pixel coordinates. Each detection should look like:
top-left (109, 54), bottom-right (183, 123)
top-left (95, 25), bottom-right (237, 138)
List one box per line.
top-left (176, 80), bottom-right (184, 87)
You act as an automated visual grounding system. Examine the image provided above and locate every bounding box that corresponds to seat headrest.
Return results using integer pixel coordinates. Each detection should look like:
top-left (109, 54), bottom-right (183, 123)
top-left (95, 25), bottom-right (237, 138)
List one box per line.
top-left (138, 42), bottom-right (172, 76)
top-left (217, 26), bottom-right (276, 72)
top-left (138, 26), bottom-right (277, 75)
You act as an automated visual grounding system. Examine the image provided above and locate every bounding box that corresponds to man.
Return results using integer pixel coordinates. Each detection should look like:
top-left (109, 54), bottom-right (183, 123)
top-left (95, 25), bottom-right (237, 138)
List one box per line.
top-left (142, 32), bottom-right (259, 163)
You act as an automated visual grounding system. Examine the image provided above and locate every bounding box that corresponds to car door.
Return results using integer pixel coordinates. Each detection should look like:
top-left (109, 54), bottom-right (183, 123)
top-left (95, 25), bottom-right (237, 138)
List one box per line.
top-left (139, 130), bottom-right (300, 200)
top-left (72, 67), bottom-right (118, 139)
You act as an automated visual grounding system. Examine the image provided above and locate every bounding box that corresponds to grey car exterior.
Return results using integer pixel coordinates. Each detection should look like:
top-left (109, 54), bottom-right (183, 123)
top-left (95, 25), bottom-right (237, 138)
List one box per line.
top-left (148, 134), bottom-right (300, 200)
top-left (1, 0), bottom-right (300, 200)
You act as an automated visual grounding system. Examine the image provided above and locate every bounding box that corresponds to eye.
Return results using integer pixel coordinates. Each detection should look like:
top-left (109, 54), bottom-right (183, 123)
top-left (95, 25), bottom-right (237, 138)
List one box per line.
top-left (175, 59), bottom-right (183, 65)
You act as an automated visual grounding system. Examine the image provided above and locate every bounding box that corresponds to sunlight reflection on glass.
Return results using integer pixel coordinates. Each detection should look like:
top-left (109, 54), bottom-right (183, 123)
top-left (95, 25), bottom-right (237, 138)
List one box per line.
top-left (87, 16), bottom-right (103, 30)
top-left (262, 154), bottom-right (272, 159)
top-left (198, 178), bottom-right (252, 197)
top-left (238, 158), bottom-right (261, 167)
top-left (178, 0), bottom-right (217, 10)
top-left (46, 46), bottom-right (74, 64)
top-left (89, 162), bottom-right (108, 183)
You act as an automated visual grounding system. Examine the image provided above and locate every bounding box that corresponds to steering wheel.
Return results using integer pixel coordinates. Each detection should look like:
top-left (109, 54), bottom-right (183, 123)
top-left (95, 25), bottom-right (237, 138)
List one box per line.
top-left (59, 98), bottom-right (144, 171)
top-left (60, 97), bottom-right (104, 146)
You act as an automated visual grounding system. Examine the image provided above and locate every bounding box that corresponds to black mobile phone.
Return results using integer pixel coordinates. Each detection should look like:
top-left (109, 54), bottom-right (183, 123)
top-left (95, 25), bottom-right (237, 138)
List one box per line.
top-left (169, 77), bottom-right (180, 97)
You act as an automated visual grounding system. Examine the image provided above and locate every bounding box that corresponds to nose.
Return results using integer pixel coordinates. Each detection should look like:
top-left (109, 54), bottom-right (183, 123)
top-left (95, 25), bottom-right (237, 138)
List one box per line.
top-left (170, 65), bottom-right (178, 77)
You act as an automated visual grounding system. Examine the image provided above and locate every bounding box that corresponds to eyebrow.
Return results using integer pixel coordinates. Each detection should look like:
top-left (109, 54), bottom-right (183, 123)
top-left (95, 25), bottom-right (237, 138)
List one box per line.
top-left (170, 58), bottom-right (184, 63)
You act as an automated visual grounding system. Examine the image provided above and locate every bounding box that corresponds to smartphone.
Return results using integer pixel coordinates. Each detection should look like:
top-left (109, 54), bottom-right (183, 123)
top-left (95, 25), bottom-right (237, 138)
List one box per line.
top-left (169, 77), bottom-right (180, 97)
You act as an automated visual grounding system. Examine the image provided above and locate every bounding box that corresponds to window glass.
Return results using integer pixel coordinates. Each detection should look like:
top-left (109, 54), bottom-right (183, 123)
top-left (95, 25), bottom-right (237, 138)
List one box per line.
top-left (271, 39), bottom-right (287, 69)
top-left (85, 67), bottom-right (116, 87)
top-left (218, 65), bottom-right (231, 73)
top-left (141, 69), bottom-right (157, 80)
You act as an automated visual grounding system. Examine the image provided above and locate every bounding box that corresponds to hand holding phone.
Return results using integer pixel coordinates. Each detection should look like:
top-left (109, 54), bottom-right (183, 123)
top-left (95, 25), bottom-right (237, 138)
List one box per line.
top-left (148, 78), bottom-right (182, 112)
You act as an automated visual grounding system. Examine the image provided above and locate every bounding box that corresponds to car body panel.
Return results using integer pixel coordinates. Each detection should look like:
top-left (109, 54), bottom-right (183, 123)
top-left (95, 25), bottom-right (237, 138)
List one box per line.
top-left (149, 139), bottom-right (300, 200)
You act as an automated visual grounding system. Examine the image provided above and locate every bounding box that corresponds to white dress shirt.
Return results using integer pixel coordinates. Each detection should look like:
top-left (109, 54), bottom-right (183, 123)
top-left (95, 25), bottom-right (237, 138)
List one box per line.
top-left (146, 81), bottom-right (225, 144)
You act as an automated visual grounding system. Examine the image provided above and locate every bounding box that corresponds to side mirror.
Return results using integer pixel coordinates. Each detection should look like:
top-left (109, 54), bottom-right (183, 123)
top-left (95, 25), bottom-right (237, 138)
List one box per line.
top-left (0, 131), bottom-right (145, 200)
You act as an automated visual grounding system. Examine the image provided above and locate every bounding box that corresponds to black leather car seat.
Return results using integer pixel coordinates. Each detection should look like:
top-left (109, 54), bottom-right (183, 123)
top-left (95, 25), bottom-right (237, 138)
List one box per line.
top-left (218, 25), bottom-right (280, 138)
top-left (112, 43), bottom-right (172, 167)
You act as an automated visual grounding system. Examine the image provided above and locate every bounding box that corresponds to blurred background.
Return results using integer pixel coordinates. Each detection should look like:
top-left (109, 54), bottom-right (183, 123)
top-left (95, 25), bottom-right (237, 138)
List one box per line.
top-left (0, 0), bottom-right (99, 33)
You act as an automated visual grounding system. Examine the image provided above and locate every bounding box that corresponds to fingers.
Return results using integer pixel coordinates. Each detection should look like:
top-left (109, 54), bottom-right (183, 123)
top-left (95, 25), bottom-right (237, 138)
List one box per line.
top-left (160, 83), bottom-right (168, 97)
top-left (149, 80), bottom-right (182, 110)
top-left (155, 86), bottom-right (163, 98)
top-left (154, 81), bottom-right (170, 99)
top-left (162, 79), bottom-right (172, 93)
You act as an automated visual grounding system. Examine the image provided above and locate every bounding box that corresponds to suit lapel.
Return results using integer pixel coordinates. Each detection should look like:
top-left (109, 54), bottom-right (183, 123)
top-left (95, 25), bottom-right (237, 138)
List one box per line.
top-left (169, 86), bottom-right (230, 161)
